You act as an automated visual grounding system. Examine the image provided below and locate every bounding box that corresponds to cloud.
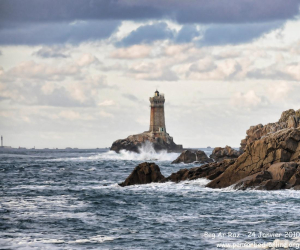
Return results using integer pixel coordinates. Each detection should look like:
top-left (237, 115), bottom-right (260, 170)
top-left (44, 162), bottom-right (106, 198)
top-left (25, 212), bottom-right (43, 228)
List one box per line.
top-left (122, 94), bottom-right (139, 102)
top-left (175, 25), bottom-right (201, 44)
top-left (1, 0), bottom-right (299, 24)
top-left (0, 0), bottom-right (298, 47)
top-left (110, 45), bottom-right (152, 59)
top-left (58, 110), bottom-right (97, 121)
top-left (1, 54), bottom-right (99, 82)
top-left (0, 55), bottom-right (110, 107)
top-left (33, 46), bottom-right (69, 58)
top-left (230, 90), bottom-right (269, 109)
top-left (267, 82), bottom-right (292, 102)
top-left (183, 56), bottom-right (251, 81)
top-left (188, 58), bottom-right (217, 73)
top-left (247, 62), bottom-right (300, 81)
top-left (1, 1), bottom-right (298, 46)
top-left (126, 61), bottom-right (178, 81)
top-left (200, 21), bottom-right (284, 46)
top-left (77, 53), bottom-right (100, 66)
top-left (98, 100), bottom-right (115, 106)
top-left (37, 87), bottom-right (90, 107)
top-left (0, 20), bottom-right (121, 45)
top-left (116, 22), bottom-right (174, 47)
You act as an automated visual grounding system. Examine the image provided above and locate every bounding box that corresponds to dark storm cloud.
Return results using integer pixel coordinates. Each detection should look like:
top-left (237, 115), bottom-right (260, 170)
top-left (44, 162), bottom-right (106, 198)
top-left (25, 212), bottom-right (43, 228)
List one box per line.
top-left (1, 0), bottom-right (299, 24)
top-left (116, 22), bottom-right (174, 47)
top-left (33, 46), bottom-right (69, 58)
top-left (175, 25), bottom-right (201, 44)
top-left (0, 0), bottom-right (299, 46)
top-left (200, 21), bottom-right (284, 46)
top-left (0, 20), bottom-right (120, 45)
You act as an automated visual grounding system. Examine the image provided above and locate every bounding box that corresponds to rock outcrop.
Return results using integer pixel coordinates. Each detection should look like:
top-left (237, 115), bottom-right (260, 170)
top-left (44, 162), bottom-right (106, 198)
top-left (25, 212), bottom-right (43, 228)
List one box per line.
top-left (171, 150), bottom-right (213, 164)
top-left (120, 159), bottom-right (236, 187)
top-left (234, 162), bottom-right (299, 190)
top-left (119, 108), bottom-right (300, 191)
top-left (111, 132), bottom-right (183, 153)
top-left (165, 159), bottom-right (236, 183)
top-left (210, 146), bottom-right (241, 162)
top-left (240, 109), bottom-right (300, 151)
top-left (119, 162), bottom-right (165, 187)
top-left (207, 128), bottom-right (300, 189)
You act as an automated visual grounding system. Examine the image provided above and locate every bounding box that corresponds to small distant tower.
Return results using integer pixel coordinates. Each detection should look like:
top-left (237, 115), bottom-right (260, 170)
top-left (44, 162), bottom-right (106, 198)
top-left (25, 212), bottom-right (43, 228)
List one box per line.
top-left (149, 90), bottom-right (166, 133)
top-left (1, 135), bottom-right (3, 147)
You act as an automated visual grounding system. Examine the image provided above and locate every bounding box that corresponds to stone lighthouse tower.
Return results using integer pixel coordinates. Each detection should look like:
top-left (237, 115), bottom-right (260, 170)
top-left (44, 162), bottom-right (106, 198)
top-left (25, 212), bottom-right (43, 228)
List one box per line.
top-left (149, 90), bottom-right (166, 133)
top-left (110, 90), bottom-right (183, 153)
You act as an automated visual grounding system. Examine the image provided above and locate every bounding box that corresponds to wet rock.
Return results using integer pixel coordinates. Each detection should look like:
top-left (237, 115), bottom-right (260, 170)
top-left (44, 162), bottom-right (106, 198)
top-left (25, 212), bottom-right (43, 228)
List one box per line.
top-left (111, 138), bottom-right (140, 153)
top-left (210, 146), bottom-right (241, 162)
top-left (119, 162), bottom-right (165, 187)
top-left (267, 162), bottom-right (298, 182)
top-left (286, 167), bottom-right (300, 188)
top-left (165, 159), bottom-right (236, 183)
top-left (164, 168), bottom-right (189, 182)
top-left (234, 171), bottom-right (273, 190)
top-left (233, 162), bottom-right (299, 190)
top-left (257, 180), bottom-right (286, 190)
top-left (171, 150), bottom-right (212, 164)
top-left (111, 132), bottom-right (182, 153)
top-left (207, 128), bottom-right (300, 189)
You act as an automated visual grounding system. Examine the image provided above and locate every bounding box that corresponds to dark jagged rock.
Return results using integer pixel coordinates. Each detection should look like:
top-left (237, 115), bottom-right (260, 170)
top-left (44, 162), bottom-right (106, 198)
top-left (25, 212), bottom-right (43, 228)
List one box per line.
top-left (171, 150), bottom-right (213, 164)
top-left (240, 109), bottom-right (300, 151)
top-left (234, 171), bottom-right (273, 190)
top-left (165, 159), bottom-right (236, 183)
top-left (268, 162), bottom-right (298, 182)
top-left (210, 146), bottom-right (241, 162)
top-left (207, 128), bottom-right (300, 189)
top-left (119, 162), bottom-right (165, 187)
top-left (111, 132), bottom-right (182, 153)
top-left (287, 168), bottom-right (300, 188)
top-left (247, 162), bottom-right (298, 190)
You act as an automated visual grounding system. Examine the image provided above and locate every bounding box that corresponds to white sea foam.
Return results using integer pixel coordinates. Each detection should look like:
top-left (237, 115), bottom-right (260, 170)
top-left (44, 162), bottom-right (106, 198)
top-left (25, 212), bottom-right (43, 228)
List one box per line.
top-left (69, 235), bottom-right (116, 244)
top-left (51, 141), bottom-right (180, 162)
top-left (121, 178), bottom-right (211, 195)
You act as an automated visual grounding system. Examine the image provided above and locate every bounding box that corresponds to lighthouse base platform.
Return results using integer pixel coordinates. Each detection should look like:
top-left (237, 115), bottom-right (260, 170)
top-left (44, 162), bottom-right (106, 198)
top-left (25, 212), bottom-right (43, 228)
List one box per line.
top-left (110, 131), bottom-right (183, 153)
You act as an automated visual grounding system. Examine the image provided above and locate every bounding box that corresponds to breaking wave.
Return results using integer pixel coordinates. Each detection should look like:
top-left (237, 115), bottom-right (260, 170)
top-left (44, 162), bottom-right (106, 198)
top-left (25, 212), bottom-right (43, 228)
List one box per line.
top-left (99, 141), bottom-right (179, 162)
top-left (50, 141), bottom-right (180, 162)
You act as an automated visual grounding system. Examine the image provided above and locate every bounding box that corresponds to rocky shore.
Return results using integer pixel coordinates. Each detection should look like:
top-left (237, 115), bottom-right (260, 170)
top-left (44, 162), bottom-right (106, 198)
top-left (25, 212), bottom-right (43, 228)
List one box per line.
top-left (171, 149), bottom-right (213, 164)
top-left (111, 131), bottom-right (182, 153)
top-left (120, 109), bottom-right (300, 190)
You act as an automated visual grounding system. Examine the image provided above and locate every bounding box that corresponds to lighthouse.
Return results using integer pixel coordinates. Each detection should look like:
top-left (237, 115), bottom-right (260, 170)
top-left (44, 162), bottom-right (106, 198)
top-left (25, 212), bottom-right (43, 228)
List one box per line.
top-left (110, 90), bottom-right (183, 153)
top-left (149, 90), bottom-right (166, 133)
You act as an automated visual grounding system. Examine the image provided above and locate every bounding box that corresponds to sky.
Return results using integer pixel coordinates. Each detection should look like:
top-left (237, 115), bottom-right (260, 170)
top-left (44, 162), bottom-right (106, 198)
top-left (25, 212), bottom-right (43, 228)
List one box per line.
top-left (1, 0), bottom-right (300, 149)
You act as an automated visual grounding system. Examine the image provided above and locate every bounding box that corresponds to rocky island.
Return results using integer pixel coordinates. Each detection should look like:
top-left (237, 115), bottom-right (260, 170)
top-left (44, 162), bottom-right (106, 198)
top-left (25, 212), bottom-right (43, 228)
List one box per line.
top-left (120, 109), bottom-right (300, 190)
top-left (111, 91), bottom-right (183, 153)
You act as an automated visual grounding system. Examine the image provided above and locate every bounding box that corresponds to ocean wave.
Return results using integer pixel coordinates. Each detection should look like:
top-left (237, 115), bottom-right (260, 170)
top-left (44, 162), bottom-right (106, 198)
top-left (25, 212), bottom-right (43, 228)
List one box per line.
top-left (69, 235), bottom-right (116, 244)
top-left (50, 142), bottom-right (180, 162)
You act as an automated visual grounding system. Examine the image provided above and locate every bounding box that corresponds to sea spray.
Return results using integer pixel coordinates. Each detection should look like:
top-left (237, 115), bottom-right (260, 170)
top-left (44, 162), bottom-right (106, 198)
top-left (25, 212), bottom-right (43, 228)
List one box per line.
top-left (104, 141), bottom-right (179, 161)
top-left (48, 142), bottom-right (180, 162)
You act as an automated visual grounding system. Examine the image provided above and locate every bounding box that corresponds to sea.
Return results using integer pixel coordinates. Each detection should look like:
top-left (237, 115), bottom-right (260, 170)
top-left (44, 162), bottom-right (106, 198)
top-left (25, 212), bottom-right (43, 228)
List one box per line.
top-left (1, 144), bottom-right (300, 250)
